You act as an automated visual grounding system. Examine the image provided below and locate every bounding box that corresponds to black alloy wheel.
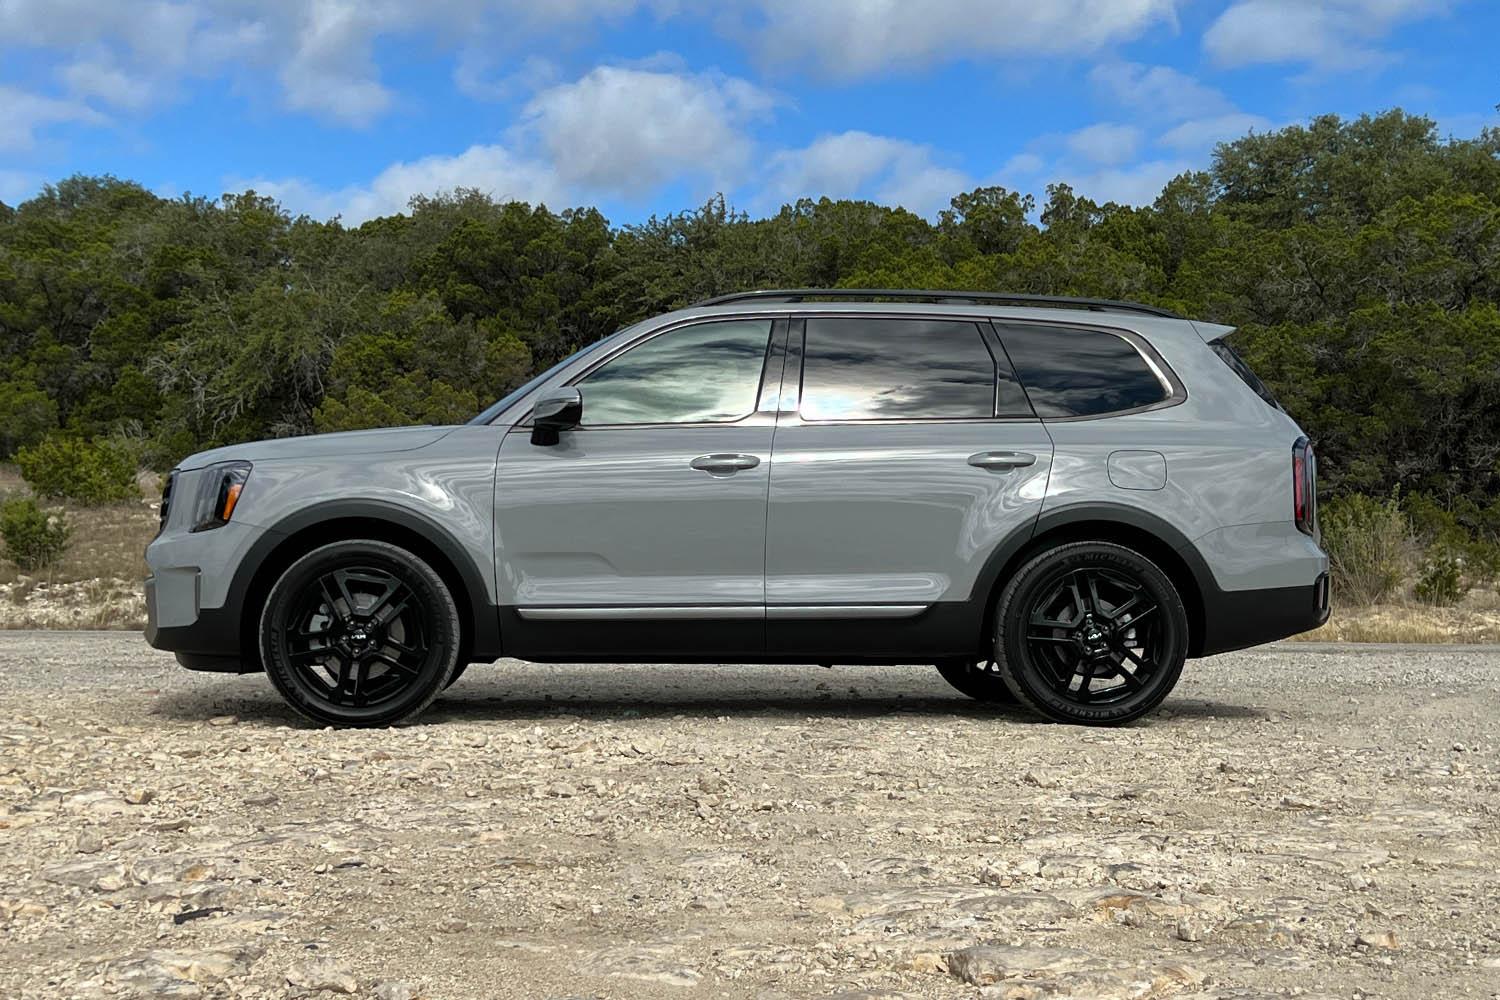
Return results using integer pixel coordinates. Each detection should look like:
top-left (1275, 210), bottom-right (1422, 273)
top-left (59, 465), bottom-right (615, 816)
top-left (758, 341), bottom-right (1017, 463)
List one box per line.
top-left (935, 659), bottom-right (1017, 703)
top-left (993, 541), bottom-right (1187, 725)
top-left (260, 540), bottom-right (460, 727)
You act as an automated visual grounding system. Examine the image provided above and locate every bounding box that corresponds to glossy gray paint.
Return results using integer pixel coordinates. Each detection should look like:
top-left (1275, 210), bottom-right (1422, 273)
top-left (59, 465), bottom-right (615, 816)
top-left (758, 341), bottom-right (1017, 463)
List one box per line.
top-left (145, 299), bottom-right (1327, 666)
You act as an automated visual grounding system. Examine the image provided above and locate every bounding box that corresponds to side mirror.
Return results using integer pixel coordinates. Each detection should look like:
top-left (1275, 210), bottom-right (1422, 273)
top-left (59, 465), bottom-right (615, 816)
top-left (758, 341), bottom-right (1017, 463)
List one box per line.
top-left (530, 386), bottom-right (583, 446)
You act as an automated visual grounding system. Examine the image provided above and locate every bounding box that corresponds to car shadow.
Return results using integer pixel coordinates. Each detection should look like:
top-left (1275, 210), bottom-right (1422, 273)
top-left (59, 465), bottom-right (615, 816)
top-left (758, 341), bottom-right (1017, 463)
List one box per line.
top-left (151, 666), bottom-right (1267, 727)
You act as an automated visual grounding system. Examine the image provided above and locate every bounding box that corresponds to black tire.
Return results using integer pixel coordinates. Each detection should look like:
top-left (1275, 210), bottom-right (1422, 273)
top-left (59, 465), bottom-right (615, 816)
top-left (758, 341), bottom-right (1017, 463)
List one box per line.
top-left (935, 660), bottom-right (1018, 703)
top-left (994, 541), bottom-right (1187, 726)
top-left (444, 662), bottom-right (470, 689)
top-left (259, 539), bottom-right (461, 727)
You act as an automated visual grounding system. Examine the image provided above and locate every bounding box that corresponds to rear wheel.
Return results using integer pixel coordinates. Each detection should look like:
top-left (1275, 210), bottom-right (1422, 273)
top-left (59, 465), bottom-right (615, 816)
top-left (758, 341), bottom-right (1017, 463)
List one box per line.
top-left (935, 659), bottom-right (1017, 703)
top-left (259, 539), bottom-right (461, 727)
top-left (994, 541), bottom-right (1187, 725)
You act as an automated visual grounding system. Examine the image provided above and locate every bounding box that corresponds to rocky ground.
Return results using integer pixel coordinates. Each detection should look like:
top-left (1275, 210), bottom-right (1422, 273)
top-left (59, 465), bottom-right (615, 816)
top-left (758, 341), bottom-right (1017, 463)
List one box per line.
top-left (0, 634), bottom-right (1496, 1000)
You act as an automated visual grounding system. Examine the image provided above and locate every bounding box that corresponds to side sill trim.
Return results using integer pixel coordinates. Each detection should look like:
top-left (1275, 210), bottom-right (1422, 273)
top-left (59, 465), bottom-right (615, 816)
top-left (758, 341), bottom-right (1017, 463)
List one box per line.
top-left (517, 606), bottom-right (764, 621)
top-left (766, 605), bottom-right (928, 620)
top-left (514, 604), bottom-right (931, 621)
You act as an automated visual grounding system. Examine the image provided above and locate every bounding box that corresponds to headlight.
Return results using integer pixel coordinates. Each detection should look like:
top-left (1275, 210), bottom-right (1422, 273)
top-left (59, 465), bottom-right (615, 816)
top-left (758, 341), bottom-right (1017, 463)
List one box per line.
top-left (188, 461), bottom-right (252, 532)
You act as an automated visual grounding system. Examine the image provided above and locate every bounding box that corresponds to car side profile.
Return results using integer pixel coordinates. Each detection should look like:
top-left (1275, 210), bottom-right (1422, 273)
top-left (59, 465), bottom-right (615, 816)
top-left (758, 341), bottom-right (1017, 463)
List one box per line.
top-left (145, 289), bottom-right (1329, 728)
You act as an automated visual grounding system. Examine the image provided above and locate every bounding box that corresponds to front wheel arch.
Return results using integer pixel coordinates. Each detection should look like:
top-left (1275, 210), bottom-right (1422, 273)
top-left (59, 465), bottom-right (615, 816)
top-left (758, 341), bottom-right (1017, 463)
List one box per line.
top-left (237, 511), bottom-right (489, 670)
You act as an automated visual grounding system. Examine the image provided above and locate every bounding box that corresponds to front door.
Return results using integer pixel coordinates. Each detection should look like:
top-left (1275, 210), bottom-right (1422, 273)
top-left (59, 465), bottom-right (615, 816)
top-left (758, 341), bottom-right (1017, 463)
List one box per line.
top-left (764, 315), bottom-right (1054, 658)
top-left (494, 317), bottom-right (785, 659)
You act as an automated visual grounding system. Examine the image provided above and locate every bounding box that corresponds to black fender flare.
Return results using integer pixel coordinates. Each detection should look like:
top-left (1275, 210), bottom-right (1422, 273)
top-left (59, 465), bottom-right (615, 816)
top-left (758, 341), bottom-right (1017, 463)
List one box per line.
top-left (966, 501), bottom-right (1219, 656)
top-left (227, 498), bottom-right (501, 661)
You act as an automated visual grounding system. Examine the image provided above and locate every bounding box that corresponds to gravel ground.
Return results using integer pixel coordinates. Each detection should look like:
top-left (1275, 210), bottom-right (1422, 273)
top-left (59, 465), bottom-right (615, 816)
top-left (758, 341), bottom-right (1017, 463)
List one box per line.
top-left (1, 633), bottom-right (1497, 1000)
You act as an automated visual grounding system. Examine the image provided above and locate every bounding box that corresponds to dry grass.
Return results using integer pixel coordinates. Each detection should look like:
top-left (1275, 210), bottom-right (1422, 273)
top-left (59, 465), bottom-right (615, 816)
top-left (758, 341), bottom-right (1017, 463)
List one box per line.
top-left (0, 464), bottom-right (159, 629)
top-left (1291, 589), bottom-right (1500, 644)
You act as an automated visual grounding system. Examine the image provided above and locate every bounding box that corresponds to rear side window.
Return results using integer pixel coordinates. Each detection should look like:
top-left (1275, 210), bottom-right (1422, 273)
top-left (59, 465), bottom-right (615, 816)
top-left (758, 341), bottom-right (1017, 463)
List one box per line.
top-left (998, 324), bottom-right (1170, 419)
top-left (1210, 339), bottom-right (1283, 411)
top-left (799, 317), bottom-right (1028, 421)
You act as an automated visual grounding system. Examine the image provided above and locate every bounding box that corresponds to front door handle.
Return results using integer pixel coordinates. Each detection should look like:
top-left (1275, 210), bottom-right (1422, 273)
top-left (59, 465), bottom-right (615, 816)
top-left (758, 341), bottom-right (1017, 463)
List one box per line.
top-left (968, 451), bottom-right (1037, 471)
top-left (690, 453), bottom-right (761, 475)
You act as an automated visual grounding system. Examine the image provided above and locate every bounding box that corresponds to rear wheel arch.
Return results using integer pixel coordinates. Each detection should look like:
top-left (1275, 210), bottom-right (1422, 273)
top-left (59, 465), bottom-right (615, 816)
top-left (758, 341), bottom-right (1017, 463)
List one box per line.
top-left (232, 503), bottom-right (498, 668)
top-left (975, 505), bottom-right (1210, 659)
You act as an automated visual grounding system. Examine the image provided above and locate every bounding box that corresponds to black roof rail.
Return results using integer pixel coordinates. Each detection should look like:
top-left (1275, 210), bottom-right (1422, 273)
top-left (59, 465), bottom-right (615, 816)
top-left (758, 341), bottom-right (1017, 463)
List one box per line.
top-left (692, 288), bottom-right (1181, 319)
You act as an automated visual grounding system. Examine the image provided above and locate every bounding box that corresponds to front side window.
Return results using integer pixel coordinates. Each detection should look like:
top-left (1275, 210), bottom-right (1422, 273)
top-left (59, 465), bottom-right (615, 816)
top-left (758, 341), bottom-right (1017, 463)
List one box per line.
top-left (799, 318), bottom-right (1011, 421)
top-left (577, 319), bottom-right (773, 426)
top-left (998, 324), bottom-right (1170, 419)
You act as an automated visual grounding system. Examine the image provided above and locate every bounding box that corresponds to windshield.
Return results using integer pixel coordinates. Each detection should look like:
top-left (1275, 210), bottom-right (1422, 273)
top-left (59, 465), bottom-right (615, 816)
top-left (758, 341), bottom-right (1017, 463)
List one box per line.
top-left (467, 328), bottom-right (631, 425)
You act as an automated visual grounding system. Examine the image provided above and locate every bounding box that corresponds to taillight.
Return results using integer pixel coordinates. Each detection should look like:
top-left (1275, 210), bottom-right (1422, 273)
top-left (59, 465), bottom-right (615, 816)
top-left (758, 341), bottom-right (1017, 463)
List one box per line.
top-left (1293, 438), bottom-right (1316, 535)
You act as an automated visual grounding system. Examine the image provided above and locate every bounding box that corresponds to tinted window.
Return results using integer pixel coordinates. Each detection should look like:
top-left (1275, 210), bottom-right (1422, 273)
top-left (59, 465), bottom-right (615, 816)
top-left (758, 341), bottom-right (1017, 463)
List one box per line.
top-left (999, 324), bottom-right (1169, 418)
top-left (577, 319), bottom-right (771, 425)
top-left (800, 318), bottom-right (1006, 421)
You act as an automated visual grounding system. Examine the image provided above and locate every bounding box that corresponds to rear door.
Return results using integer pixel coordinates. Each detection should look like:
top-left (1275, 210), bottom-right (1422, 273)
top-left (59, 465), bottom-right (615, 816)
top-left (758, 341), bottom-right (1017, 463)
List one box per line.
top-left (764, 314), bottom-right (1054, 657)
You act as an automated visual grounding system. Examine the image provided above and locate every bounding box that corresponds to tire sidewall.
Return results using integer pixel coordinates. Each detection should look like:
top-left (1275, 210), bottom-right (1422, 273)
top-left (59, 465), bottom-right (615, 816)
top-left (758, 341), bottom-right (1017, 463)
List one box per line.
top-left (260, 540), bottom-right (460, 727)
top-left (996, 542), bottom-right (1187, 725)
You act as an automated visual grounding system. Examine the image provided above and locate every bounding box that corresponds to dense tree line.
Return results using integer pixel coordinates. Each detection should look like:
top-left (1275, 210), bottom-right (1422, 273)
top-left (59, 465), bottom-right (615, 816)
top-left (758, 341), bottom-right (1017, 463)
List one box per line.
top-left (1, 110), bottom-right (1498, 533)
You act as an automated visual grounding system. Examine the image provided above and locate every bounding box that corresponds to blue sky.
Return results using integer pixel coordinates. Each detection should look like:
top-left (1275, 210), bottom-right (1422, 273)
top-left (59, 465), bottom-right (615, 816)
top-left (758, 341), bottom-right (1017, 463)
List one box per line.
top-left (1, 1), bottom-right (1495, 224)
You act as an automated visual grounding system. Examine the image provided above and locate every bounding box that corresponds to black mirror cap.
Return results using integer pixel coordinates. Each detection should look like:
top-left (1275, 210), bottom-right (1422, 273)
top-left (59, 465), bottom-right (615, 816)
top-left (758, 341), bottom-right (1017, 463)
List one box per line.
top-left (530, 387), bottom-right (583, 446)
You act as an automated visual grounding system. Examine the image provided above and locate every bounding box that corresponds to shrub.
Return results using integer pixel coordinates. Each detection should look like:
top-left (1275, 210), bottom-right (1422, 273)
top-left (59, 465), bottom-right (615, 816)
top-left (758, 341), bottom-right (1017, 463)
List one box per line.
top-left (1320, 493), bottom-right (1411, 605)
top-left (15, 435), bottom-right (138, 504)
top-left (0, 497), bottom-right (71, 571)
top-left (1414, 550), bottom-right (1468, 606)
top-left (1467, 540), bottom-right (1500, 589)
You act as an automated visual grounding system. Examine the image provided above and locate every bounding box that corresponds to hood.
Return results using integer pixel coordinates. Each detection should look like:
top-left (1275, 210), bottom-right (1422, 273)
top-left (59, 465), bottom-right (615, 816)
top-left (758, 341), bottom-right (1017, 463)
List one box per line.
top-left (176, 425), bottom-right (458, 472)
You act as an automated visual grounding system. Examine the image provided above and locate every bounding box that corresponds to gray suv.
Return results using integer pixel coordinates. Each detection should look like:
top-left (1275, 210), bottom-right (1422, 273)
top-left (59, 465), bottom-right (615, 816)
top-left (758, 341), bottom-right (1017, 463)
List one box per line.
top-left (145, 289), bottom-right (1329, 727)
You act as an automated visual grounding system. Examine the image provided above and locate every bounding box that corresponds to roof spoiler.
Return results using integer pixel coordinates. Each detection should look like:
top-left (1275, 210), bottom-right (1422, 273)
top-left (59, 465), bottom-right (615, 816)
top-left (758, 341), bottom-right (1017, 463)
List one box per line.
top-left (1191, 321), bottom-right (1237, 343)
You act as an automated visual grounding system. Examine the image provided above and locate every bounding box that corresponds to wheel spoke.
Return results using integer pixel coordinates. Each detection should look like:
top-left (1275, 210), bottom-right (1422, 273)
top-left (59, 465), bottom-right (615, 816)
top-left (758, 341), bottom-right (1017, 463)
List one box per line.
top-left (369, 652), bottom-right (419, 677)
top-left (1111, 660), bottom-right (1146, 689)
top-left (1071, 668), bottom-right (1091, 701)
top-left (333, 655), bottom-right (352, 699)
top-left (1066, 574), bottom-right (1088, 618)
top-left (318, 578), bottom-right (347, 624)
top-left (1083, 571), bottom-right (1104, 616)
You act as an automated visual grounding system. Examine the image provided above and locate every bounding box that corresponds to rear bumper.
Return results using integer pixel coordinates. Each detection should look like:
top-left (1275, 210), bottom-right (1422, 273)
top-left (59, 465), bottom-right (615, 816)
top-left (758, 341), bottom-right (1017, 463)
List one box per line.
top-left (1197, 572), bottom-right (1330, 656)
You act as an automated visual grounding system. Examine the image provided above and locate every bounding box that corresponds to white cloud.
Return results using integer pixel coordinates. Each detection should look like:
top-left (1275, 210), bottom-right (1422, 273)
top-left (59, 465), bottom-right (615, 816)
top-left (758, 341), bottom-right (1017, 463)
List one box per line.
top-left (60, 55), bottom-right (157, 111)
top-left (0, 169), bottom-right (42, 206)
top-left (1065, 123), bottom-right (1144, 166)
top-left (0, 86), bottom-right (107, 151)
top-left (744, 0), bottom-right (1182, 77)
top-left (1088, 62), bottom-right (1232, 122)
top-left (0, 0), bottom-right (660, 127)
top-left (1204, 0), bottom-right (1451, 70)
top-left (520, 66), bottom-right (776, 195)
top-left (1158, 112), bottom-right (1273, 153)
top-left (763, 131), bottom-right (970, 216)
top-left (232, 143), bottom-right (572, 225)
top-left (1057, 159), bottom-right (1195, 207)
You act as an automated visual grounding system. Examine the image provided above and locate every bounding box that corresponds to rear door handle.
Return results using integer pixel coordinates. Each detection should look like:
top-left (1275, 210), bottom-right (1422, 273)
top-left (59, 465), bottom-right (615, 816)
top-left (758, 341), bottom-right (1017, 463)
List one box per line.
top-left (690, 453), bottom-right (761, 475)
top-left (968, 451), bottom-right (1037, 471)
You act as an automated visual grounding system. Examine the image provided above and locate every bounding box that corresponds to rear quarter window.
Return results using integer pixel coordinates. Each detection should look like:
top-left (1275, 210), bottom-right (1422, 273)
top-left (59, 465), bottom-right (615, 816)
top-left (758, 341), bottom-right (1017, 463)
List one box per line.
top-left (997, 324), bottom-right (1171, 419)
top-left (1209, 339), bottom-right (1283, 411)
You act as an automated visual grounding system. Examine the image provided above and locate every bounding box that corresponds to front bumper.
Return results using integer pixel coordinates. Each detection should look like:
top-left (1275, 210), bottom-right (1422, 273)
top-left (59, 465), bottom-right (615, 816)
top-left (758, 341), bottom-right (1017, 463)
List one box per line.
top-left (143, 569), bottom-right (255, 671)
top-left (1197, 572), bottom-right (1331, 656)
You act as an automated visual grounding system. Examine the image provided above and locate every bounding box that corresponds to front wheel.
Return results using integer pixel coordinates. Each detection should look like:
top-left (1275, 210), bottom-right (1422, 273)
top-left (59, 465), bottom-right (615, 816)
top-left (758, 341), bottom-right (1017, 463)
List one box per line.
top-left (993, 541), bottom-right (1187, 725)
top-left (259, 539), bottom-right (462, 727)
